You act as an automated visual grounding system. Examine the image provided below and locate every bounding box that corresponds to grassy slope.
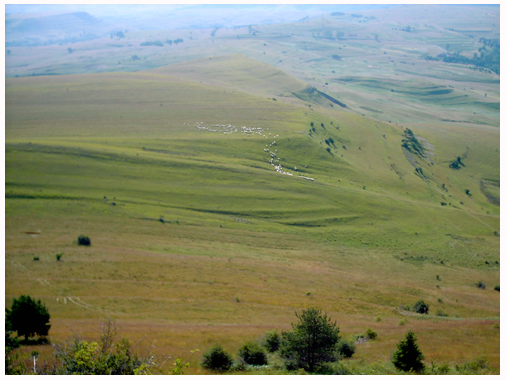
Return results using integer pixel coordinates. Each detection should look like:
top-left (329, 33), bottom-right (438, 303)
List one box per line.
top-left (5, 6), bottom-right (499, 127)
top-left (5, 54), bottom-right (499, 373)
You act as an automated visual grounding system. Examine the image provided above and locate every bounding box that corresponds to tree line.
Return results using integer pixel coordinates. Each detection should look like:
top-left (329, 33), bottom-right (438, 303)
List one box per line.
top-left (6, 295), bottom-right (430, 375)
top-left (421, 39), bottom-right (499, 75)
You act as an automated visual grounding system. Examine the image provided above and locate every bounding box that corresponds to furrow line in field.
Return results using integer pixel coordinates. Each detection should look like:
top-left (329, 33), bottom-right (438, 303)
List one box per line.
top-left (8, 258), bottom-right (125, 316)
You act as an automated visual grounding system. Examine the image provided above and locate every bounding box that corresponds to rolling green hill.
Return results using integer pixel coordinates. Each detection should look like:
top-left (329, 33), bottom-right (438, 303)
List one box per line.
top-left (150, 53), bottom-right (307, 98)
top-left (5, 48), bottom-right (499, 373)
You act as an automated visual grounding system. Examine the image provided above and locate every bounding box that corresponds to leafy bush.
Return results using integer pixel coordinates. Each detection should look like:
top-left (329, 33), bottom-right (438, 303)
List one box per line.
top-left (494, 285), bottom-right (500, 292)
top-left (169, 350), bottom-right (199, 375)
top-left (412, 300), bottom-right (429, 314)
top-left (336, 340), bottom-right (355, 358)
top-left (429, 361), bottom-right (450, 374)
top-left (21, 320), bottom-right (153, 375)
top-left (6, 295), bottom-right (51, 341)
top-left (5, 317), bottom-right (22, 374)
top-left (238, 342), bottom-right (267, 365)
top-left (456, 356), bottom-right (489, 374)
top-left (5, 318), bottom-right (20, 350)
top-left (77, 235), bottom-right (91, 246)
top-left (56, 253), bottom-right (63, 261)
top-left (56, 336), bottom-right (152, 375)
top-left (436, 309), bottom-right (449, 317)
top-left (201, 345), bottom-right (233, 372)
top-left (7, 319), bottom-right (154, 375)
top-left (392, 331), bottom-right (425, 373)
top-left (280, 308), bottom-right (340, 372)
top-left (474, 281), bottom-right (486, 289)
top-left (230, 359), bottom-right (246, 372)
top-left (263, 329), bottom-right (281, 353)
top-left (366, 328), bottom-right (377, 340)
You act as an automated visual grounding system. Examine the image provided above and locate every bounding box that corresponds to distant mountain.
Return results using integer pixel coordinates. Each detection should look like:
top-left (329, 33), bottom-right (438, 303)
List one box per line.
top-left (5, 4), bottom-right (399, 40)
top-left (6, 11), bottom-right (108, 46)
top-left (10, 12), bottom-right (102, 34)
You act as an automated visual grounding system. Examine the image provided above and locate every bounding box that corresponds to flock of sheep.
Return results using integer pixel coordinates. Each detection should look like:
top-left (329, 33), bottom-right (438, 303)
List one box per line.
top-left (192, 122), bottom-right (264, 136)
top-left (191, 122), bottom-right (314, 181)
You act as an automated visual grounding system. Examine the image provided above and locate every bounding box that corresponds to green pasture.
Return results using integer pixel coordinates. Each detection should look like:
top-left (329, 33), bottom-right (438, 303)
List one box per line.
top-left (6, 54), bottom-right (499, 269)
top-left (5, 32), bottom-right (499, 374)
top-left (5, 6), bottom-right (499, 130)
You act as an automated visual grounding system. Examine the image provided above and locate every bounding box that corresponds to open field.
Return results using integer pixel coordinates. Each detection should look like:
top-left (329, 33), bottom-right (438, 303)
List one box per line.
top-left (5, 5), bottom-right (499, 375)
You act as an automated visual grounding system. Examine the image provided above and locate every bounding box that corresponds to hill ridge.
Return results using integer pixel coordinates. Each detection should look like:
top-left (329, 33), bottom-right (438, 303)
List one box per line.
top-left (149, 53), bottom-right (307, 98)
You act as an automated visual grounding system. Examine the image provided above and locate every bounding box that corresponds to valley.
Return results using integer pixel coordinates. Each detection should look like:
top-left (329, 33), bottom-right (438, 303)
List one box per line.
top-left (5, 4), bottom-right (500, 375)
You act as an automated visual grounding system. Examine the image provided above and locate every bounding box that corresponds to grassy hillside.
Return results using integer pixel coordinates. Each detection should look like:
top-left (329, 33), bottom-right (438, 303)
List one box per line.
top-left (150, 53), bottom-right (307, 98)
top-left (5, 53), bottom-right (499, 373)
top-left (6, 6), bottom-right (499, 128)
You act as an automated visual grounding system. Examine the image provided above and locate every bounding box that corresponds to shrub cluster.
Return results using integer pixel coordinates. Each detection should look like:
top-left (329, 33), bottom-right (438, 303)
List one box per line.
top-left (77, 235), bottom-right (91, 246)
top-left (262, 329), bottom-right (281, 353)
top-left (200, 345), bottom-right (233, 372)
top-left (412, 300), bottom-right (429, 314)
top-left (6, 319), bottom-right (154, 375)
top-left (238, 342), bottom-right (268, 365)
top-left (56, 338), bottom-right (149, 375)
top-left (366, 328), bottom-right (377, 340)
top-left (336, 340), bottom-right (355, 358)
top-left (200, 309), bottom-right (359, 374)
top-left (474, 281), bottom-right (486, 289)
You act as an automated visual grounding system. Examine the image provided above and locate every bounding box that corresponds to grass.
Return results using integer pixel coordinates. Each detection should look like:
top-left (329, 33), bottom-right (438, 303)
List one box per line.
top-left (6, 6), bottom-right (499, 127)
top-left (5, 10), bottom-right (499, 374)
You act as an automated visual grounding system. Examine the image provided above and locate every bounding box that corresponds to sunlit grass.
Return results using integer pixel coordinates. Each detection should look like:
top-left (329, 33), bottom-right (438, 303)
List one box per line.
top-left (5, 52), bottom-right (499, 374)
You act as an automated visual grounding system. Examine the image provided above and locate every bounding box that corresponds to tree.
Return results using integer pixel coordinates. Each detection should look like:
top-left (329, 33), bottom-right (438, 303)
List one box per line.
top-left (280, 308), bottom-right (341, 372)
top-left (6, 295), bottom-right (51, 341)
top-left (392, 331), bottom-right (425, 373)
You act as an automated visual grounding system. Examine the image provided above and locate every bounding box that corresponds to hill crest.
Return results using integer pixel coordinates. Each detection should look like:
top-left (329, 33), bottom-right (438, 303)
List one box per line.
top-left (149, 54), bottom-right (307, 98)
